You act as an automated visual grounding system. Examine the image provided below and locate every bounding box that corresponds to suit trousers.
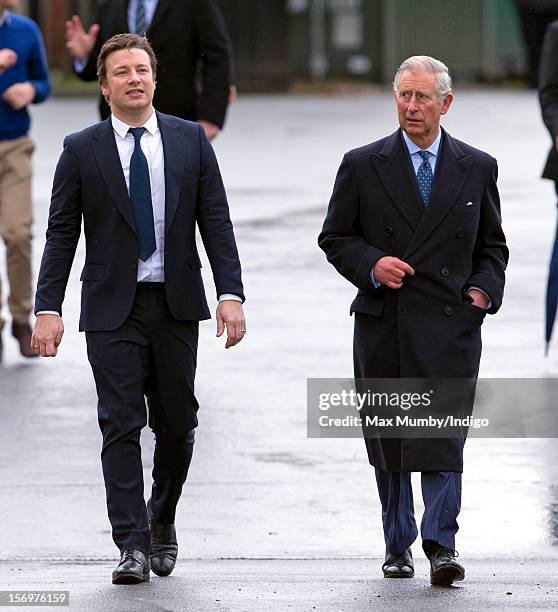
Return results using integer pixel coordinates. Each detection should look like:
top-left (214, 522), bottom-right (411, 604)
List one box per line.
top-left (374, 468), bottom-right (462, 556)
top-left (86, 283), bottom-right (199, 554)
top-left (0, 136), bottom-right (34, 328)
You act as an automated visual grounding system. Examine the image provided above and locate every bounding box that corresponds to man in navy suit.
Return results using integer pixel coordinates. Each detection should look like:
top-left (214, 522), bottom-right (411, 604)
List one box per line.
top-left (319, 56), bottom-right (507, 586)
top-left (32, 34), bottom-right (245, 584)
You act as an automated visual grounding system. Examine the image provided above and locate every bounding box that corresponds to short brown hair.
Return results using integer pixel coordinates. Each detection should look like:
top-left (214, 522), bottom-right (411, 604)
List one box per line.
top-left (97, 33), bottom-right (157, 86)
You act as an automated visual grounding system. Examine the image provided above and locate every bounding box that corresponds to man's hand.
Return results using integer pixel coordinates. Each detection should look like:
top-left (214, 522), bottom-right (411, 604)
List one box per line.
top-left (31, 314), bottom-right (64, 357)
top-left (372, 256), bottom-right (415, 289)
top-left (0, 49), bottom-right (17, 74)
top-left (2, 82), bottom-right (35, 110)
top-left (65, 15), bottom-right (99, 61)
top-left (198, 119), bottom-right (220, 141)
top-left (467, 288), bottom-right (489, 310)
top-left (216, 301), bottom-right (245, 349)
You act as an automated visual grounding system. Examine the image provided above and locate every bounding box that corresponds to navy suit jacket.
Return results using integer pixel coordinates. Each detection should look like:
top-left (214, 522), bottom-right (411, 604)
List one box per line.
top-left (35, 111), bottom-right (244, 332)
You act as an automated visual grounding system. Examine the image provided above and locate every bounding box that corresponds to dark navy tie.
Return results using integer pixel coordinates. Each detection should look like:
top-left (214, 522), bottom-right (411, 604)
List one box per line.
top-left (417, 150), bottom-right (433, 206)
top-left (128, 127), bottom-right (156, 261)
top-left (135, 0), bottom-right (147, 35)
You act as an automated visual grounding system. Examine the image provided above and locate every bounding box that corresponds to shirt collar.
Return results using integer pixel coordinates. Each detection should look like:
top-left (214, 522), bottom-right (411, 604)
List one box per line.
top-left (402, 128), bottom-right (442, 158)
top-left (0, 11), bottom-right (11, 26)
top-left (111, 110), bottom-right (158, 139)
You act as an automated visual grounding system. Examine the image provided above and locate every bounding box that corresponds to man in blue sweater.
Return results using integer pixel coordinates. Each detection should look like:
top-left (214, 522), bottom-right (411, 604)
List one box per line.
top-left (0, 0), bottom-right (50, 361)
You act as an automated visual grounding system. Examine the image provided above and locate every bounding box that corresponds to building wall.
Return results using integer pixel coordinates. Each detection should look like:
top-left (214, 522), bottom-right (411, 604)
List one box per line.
top-left (12, 0), bottom-right (529, 88)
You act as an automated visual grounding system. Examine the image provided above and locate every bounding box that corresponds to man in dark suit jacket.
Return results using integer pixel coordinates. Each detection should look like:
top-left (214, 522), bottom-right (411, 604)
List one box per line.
top-left (319, 56), bottom-right (507, 586)
top-left (32, 34), bottom-right (245, 584)
top-left (65, 0), bottom-right (232, 140)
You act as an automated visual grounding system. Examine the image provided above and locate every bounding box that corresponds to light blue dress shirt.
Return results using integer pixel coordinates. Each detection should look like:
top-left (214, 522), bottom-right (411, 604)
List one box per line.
top-left (128, 0), bottom-right (159, 33)
top-left (402, 128), bottom-right (441, 176)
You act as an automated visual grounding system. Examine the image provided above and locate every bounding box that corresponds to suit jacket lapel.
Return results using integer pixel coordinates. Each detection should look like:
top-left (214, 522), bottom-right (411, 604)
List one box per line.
top-left (91, 118), bottom-right (137, 234)
top-left (370, 130), bottom-right (424, 231)
top-left (403, 128), bottom-right (473, 259)
top-left (157, 111), bottom-right (185, 236)
top-left (148, 0), bottom-right (172, 34)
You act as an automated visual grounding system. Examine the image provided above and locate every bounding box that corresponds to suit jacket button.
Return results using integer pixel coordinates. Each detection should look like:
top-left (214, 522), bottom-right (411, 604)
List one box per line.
top-left (440, 266), bottom-right (449, 277)
top-left (131, 263), bottom-right (137, 270)
top-left (444, 306), bottom-right (454, 316)
top-left (384, 226), bottom-right (393, 237)
top-left (456, 228), bottom-right (464, 238)
top-left (397, 305), bottom-right (406, 314)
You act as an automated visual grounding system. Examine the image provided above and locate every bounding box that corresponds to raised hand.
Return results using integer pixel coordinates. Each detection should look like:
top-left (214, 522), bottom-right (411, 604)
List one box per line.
top-left (65, 15), bottom-right (99, 61)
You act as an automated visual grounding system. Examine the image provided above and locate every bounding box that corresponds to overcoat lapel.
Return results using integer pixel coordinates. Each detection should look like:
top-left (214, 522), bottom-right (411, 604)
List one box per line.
top-left (91, 118), bottom-right (137, 234)
top-left (157, 112), bottom-right (185, 236)
top-left (370, 130), bottom-right (424, 231)
top-left (403, 129), bottom-right (472, 259)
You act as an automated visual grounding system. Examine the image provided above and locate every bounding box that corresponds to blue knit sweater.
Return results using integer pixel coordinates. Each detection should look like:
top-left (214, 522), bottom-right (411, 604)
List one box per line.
top-left (0, 12), bottom-right (50, 141)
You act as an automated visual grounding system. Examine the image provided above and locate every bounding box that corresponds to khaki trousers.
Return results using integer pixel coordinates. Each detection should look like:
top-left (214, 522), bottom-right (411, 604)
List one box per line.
top-left (0, 136), bottom-right (34, 330)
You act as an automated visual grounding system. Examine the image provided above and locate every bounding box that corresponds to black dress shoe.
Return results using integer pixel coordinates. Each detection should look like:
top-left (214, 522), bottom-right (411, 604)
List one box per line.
top-left (382, 547), bottom-right (414, 578)
top-left (147, 497), bottom-right (178, 577)
top-left (149, 521), bottom-right (178, 576)
top-left (429, 548), bottom-right (465, 586)
top-left (112, 549), bottom-right (150, 584)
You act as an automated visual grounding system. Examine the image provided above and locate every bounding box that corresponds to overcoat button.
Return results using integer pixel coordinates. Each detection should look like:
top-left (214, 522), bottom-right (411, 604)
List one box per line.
top-left (444, 306), bottom-right (454, 316)
top-left (440, 266), bottom-right (449, 277)
top-left (397, 305), bottom-right (406, 314)
top-left (384, 226), bottom-right (393, 237)
top-left (131, 263), bottom-right (137, 270)
top-left (456, 228), bottom-right (464, 238)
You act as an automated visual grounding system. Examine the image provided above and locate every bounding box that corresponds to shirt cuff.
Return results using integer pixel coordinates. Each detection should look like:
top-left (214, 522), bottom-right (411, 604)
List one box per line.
top-left (73, 57), bottom-right (88, 73)
top-left (467, 286), bottom-right (492, 310)
top-left (36, 311), bottom-right (61, 316)
top-left (218, 294), bottom-right (242, 302)
top-left (369, 269), bottom-right (381, 289)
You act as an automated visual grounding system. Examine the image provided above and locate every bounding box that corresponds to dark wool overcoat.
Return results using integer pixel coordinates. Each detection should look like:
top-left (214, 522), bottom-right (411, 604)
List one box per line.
top-left (319, 128), bottom-right (508, 472)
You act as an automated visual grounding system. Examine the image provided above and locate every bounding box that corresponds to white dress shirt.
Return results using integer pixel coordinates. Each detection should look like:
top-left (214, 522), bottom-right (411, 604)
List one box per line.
top-left (112, 111), bottom-right (165, 282)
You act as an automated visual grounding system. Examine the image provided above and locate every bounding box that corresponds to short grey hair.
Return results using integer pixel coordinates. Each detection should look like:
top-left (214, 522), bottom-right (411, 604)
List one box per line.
top-left (393, 55), bottom-right (452, 102)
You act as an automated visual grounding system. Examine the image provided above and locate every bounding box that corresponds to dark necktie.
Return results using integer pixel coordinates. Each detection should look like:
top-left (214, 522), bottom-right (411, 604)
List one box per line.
top-left (128, 127), bottom-right (156, 261)
top-left (417, 150), bottom-right (433, 206)
top-left (135, 0), bottom-right (147, 35)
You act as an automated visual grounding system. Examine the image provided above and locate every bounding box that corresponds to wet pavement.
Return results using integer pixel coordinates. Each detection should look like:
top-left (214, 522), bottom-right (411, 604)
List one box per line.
top-left (0, 90), bottom-right (557, 609)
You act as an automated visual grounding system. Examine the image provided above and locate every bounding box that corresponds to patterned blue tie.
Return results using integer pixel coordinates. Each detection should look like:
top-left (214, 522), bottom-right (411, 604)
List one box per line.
top-left (135, 0), bottom-right (147, 35)
top-left (128, 127), bottom-right (156, 261)
top-left (417, 150), bottom-right (433, 206)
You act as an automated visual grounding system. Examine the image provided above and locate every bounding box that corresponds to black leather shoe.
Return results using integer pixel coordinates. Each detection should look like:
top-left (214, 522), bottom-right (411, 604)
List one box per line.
top-left (149, 521), bottom-right (178, 576)
top-left (112, 549), bottom-right (150, 584)
top-left (429, 548), bottom-right (465, 586)
top-left (147, 498), bottom-right (178, 577)
top-left (382, 547), bottom-right (414, 578)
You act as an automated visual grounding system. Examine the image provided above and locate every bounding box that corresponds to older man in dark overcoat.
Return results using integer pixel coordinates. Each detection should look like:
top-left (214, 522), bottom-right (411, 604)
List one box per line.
top-left (318, 55), bottom-right (508, 586)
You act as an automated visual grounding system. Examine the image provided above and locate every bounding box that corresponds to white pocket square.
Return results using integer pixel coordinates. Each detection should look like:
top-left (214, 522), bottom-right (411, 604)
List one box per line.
top-left (466, 201), bottom-right (474, 206)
